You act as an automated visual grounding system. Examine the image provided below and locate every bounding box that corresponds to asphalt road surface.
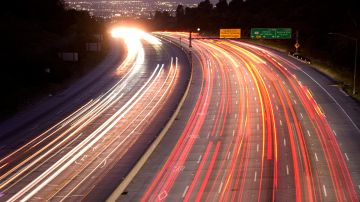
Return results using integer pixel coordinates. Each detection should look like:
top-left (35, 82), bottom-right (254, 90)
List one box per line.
top-left (121, 32), bottom-right (360, 201)
top-left (0, 33), bottom-right (190, 201)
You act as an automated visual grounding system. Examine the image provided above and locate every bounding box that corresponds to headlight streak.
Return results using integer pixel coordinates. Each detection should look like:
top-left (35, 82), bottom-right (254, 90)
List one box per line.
top-left (54, 58), bottom-right (178, 201)
top-left (0, 37), bottom-right (145, 191)
top-left (0, 30), bottom-right (181, 201)
top-left (7, 63), bottom-right (163, 202)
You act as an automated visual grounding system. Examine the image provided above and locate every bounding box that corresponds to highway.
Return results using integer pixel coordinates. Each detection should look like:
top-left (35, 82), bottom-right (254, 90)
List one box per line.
top-left (121, 32), bottom-right (360, 201)
top-left (0, 29), bottom-right (190, 201)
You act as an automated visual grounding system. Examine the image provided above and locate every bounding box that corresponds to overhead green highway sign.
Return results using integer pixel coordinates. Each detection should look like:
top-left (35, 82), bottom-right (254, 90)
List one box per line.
top-left (251, 28), bottom-right (292, 39)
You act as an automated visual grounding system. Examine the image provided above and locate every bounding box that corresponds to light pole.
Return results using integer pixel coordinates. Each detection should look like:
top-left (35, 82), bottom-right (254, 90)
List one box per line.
top-left (329, 32), bottom-right (358, 95)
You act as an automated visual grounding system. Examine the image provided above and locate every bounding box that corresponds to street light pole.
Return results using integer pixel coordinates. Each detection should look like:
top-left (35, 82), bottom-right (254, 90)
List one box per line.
top-left (354, 38), bottom-right (358, 95)
top-left (328, 32), bottom-right (358, 95)
top-left (189, 31), bottom-right (192, 48)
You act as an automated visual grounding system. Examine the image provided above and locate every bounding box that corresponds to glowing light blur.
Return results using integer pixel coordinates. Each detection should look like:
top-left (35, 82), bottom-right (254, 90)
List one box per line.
top-left (111, 27), bottom-right (162, 45)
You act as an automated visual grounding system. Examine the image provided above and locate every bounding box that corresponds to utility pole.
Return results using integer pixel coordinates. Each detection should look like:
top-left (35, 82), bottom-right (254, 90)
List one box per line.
top-left (189, 31), bottom-right (192, 48)
top-left (295, 30), bottom-right (299, 54)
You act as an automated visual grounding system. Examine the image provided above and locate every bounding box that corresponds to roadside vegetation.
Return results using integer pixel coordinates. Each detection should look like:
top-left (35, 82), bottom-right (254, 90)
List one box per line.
top-left (0, 0), bottom-right (109, 120)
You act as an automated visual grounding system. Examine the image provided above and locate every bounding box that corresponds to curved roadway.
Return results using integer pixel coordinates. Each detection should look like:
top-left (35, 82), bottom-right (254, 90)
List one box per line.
top-left (121, 32), bottom-right (360, 202)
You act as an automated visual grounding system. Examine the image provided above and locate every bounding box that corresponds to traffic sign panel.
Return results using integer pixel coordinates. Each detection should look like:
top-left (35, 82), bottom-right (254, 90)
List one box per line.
top-left (251, 28), bottom-right (292, 39)
top-left (220, 29), bottom-right (241, 39)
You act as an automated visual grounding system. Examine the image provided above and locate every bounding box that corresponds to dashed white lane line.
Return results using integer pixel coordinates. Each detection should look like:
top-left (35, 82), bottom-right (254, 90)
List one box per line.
top-left (254, 171), bottom-right (257, 182)
top-left (232, 130), bottom-right (235, 136)
top-left (323, 185), bottom-right (327, 197)
top-left (236, 101), bottom-right (238, 105)
top-left (236, 90), bottom-right (238, 94)
top-left (256, 108), bottom-right (259, 113)
top-left (344, 153), bottom-right (349, 161)
top-left (207, 133), bottom-right (210, 139)
top-left (314, 153), bottom-right (319, 162)
top-left (257, 144), bottom-right (259, 153)
top-left (276, 105), bottom-right (279, 111)
top-left (272, 94), bottom-right (275, 98)
top-left (284, 138), bottom-right (286, 147)
top-left (218, 182), bottom-right (223, 193)
top-left (333, 130), bottom-right (337, 136)
top-left (217, 102), bottom-right (219, 106)
top-left (235, 114), bottom-right (237, 119)
top-left (254, 97), bottom-right (257, 101)
top-left (252, 87), bottom-right (255, 91)
top-left (293, 100), bottom-right (297, 104)
top-left (257, 124), bottom-right (260, 131)
top-left (300, 113), bottom-right (303, 119)
top-left (307, 130), bottom-right (311, 137)
top-left (227, 152), bottom-right (231, 160)
top-left (197, 155), bottom-right (202, 164)
top-left (279, 120), bottom-right (283, 126)
top-left (358, 185), bottom-right (360, 191)
top-left (286, 165), bottom-right (289, 175)
top-left (182, 185), bottom-right (189, 198)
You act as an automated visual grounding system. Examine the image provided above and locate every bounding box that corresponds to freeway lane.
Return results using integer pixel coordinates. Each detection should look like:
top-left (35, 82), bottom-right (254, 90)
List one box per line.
top-left (121, 33), bottom-right (360, 201)
top-left (0, 30), bottom-right (191, 201)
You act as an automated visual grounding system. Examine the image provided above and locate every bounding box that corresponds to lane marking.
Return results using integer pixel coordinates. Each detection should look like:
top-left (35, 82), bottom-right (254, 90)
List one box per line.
top-left (182, 185), bottom-right (189, 198)
top-left (300, 113), bottom-right (303, 119)
top-left (235, 114), bottom-right (237, 119)
top-left (254, 97), bottom-right (257, 101)
top-left (197, 155), bottom-right (202, 164)
top-left (314, 153), bottom-right (319, 162)
top-left (272, 94), bottom-right (275, 98)
top-left (284, 138), bottom-right (286, 147)
top-left (232, 130), bottom-right (235, 136)
top-left (333, 130), bottom-right (337, 136)
top-left (236, 101), bottom-right (238, 105)
top-left (279, 120), bottom-right (283, 126)
top-left (307, 130), bottom-right (311, 137)
top-left (254, 171), bottom-right (257, 182)
top-left (256, 108), bottom-right (259, 113)
top-left (257, 124), bottom-right (260, 131)
top-left (158, 190), bottom-right (168, 200)
top-left (286, 165), bottom-right (289, 175)
top-left (276, 105), bottom-right (279, 111)
top-left (293, 100), bottom-right (297, 104)
top-left (323, 185), bottom-right (327, 197)
top-left (257, 144), bottom-right (259, 153)
top-left (344, 153), bottom-right (349, 161)
top-left (218, 182), bottom-right (223, 193)
top-left (227, 152), bottom-right (231, 160)
top-left (236, 90), bottom-right (238, 94)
